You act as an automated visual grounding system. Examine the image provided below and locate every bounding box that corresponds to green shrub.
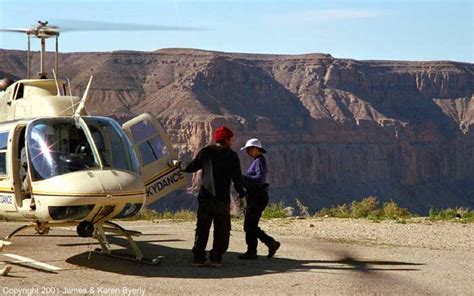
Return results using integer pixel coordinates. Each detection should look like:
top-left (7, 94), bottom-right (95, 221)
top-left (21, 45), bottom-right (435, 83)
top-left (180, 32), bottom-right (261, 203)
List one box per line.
top-left (117, 200), bottom-right (473, 223)
top-left (351, 196), bottom-right (379, 218)
top-left (262, 202), bottom-right (287, 219)
top-left (381, 200), bottom-right (411, 219)
top-left (316, 204), bottom-right (351, 218)
top-left (429, 207), bottom-right (474, 222)
top-left (315, 197), bottom-right (414, 220)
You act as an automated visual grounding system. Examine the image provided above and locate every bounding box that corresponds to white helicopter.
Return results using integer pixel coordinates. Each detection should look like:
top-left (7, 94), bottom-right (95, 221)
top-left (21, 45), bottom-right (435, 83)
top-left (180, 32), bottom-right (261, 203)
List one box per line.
top-left (0, 20), bottom-right (192, 269)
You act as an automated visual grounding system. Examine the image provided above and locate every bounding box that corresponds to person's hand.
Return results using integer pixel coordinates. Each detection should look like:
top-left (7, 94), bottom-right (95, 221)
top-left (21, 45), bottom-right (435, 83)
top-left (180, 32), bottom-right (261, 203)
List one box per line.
top-left (168, 159), bottom-right (182, 169)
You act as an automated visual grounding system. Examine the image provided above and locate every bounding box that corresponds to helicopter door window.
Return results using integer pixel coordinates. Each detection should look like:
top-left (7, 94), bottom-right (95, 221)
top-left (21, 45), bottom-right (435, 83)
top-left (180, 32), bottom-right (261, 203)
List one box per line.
top-left (0, 132), bottom-right (8, 176)
top-left (139, 136), bottom-right (168, 165)
top-left (129, 119), bottom-right (168, 165)
top-left (130, 120), bottom-right (156, 143)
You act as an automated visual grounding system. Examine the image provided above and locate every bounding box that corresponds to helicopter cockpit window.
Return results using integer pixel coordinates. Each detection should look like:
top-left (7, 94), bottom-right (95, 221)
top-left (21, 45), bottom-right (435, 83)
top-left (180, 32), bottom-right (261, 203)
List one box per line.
top-left (130, 119), bottom-right (168, 166)
top-left (83, 117), bottom-right (139, 174)
top-left (27, 119), bottom-right (100, 181)
top-left (0, 132), bottom-right (8, 176)
top-left (27, 117), bottom-right (139, 181)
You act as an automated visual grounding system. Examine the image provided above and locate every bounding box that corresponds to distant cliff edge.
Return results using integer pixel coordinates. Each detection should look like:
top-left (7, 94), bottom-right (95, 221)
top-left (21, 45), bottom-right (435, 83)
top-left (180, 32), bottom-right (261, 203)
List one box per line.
top-left (1, 48), bottom-right (473, 213)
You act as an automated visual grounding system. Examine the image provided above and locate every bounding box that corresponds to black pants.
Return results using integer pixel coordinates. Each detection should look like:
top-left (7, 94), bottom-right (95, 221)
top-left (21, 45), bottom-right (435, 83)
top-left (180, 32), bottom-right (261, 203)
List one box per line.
top-left (244, 193), bottom-right (275, 253)
top-left (193, 198), bottom-right (231, 261)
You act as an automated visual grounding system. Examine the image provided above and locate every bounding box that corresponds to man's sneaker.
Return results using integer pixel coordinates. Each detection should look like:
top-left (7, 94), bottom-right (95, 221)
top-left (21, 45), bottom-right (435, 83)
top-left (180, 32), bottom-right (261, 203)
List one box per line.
top-left (210, 259), bottom-right (223, 268)
top-left (192, 258), bottom-right (207, 267)
top-left (267, 241), bottom-right (280, 258)
top-left (238, 252), bottom-right (258, 260)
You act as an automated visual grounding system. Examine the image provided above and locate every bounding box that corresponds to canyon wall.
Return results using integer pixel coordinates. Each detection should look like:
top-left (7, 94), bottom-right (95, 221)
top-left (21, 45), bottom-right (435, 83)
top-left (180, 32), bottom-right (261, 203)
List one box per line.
top-left (1, 48), bottom-right (473, 213)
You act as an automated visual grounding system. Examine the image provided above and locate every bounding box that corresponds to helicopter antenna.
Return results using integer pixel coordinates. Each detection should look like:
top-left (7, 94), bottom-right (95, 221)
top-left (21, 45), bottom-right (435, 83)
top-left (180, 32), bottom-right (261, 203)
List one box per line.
top-left (67, 78), bottom-right (75, 113)
top-left (51, 68), bottom-right (61, 96)
top-left (74, 75), bottom-right (94, 117)
top-left (55, 35), bottom-right (59, 78)
top-left (27, 35), bottom-right (31, 79)
top-left (67, 78), bottom-right (73, 96)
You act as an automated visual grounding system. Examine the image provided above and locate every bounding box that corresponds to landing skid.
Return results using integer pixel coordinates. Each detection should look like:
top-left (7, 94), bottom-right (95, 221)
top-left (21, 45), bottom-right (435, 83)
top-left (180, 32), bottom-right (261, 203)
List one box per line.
top-left (4, 221), bottom-right (162, 266)
top-left (93, 248), bottom-right (162, 265)
top-left (91, 221), bottom-right (163, 265)
top-left (5, 221), bottom-right (52, 240)
top-left (0, 265), bottom-right (12, 276)
top-left (0, 240), bottom-right (12, 276)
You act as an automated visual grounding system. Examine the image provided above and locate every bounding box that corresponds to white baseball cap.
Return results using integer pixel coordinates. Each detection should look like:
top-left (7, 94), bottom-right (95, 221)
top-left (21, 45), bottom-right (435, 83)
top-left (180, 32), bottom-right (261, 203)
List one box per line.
top-left (240, 138), bottom-right (267, 153)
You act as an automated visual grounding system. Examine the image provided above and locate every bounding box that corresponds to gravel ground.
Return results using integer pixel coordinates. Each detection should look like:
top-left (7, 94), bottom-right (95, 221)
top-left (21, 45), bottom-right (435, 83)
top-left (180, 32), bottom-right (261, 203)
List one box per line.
top-left (254, 217), bottom-right (474, 251)
top-left (0, 218), bottom-right (473, 295)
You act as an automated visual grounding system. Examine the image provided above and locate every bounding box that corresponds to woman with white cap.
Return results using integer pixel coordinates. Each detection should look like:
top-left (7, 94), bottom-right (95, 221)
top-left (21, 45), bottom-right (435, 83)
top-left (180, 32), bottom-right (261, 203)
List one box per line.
top-left (239, 138), bottom-right (280, 260)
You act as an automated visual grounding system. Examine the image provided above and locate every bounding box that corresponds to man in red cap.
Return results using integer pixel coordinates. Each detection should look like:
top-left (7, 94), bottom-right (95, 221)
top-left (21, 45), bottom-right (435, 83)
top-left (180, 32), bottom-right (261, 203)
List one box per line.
top-left (183, 126), bottom-right (246, 267)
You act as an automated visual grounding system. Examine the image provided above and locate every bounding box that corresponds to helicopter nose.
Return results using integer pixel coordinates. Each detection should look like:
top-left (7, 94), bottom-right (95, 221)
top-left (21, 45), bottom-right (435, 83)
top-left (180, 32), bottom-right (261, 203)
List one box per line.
top-left (85, 169), bottom-right (147, 204)
top-left (31, 169), bottom-right (146, 222)
top-left (89, 169), bottom-right (137, 194)
top-left (31, 169), bottom-right (145, 207)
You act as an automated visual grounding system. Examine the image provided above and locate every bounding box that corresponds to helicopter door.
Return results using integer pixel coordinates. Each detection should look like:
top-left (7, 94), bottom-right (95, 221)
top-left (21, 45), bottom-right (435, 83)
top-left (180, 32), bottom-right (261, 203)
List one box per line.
top-left (10, 125), bottom-right (32, 209)
top-left (0, 130), bottom-right (16, 212)
top-left (123, 113), bottom-right (187, 205)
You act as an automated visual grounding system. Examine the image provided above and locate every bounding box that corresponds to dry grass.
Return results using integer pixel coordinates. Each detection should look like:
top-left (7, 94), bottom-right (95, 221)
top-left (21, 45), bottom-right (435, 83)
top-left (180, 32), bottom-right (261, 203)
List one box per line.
top-left (315, 197), bottom-right (412, 221)
top-left (261, 202), bottom-right (287, 219)
top-left (429, 207), bottom-right (474, 223)
top-left (121, 208), bottom-right (196, 221)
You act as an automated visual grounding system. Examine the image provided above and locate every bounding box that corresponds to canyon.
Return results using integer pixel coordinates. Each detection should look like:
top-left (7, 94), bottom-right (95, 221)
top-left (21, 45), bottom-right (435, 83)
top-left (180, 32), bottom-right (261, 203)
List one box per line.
top-left (1, 48), bottom-right (473, 213)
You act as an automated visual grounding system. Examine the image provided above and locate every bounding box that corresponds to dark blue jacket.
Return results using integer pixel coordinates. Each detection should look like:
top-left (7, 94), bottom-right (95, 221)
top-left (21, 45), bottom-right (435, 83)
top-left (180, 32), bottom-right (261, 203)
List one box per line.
top-left (243, 155), bottom-right (268, 205)
top-left (244, 155), bottom-right (267, 186)
top-left (183, 144), bottom-right (246, 203)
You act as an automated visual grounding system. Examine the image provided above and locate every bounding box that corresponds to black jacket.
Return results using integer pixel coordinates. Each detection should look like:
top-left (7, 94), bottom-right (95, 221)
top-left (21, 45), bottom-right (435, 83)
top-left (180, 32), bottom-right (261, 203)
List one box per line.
top-left (183, 144), bottom-right (246, 203)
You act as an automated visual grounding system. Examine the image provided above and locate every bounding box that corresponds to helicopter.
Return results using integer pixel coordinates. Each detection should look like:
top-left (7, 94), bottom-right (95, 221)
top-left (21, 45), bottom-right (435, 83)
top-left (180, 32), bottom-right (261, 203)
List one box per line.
top-left (0, 20), bottom-right (192, 268)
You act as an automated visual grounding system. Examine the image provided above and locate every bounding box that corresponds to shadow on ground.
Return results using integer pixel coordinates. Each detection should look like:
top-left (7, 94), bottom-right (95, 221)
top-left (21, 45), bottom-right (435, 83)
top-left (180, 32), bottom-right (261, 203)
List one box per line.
top-left (65, 236), bottom-right (424, 279)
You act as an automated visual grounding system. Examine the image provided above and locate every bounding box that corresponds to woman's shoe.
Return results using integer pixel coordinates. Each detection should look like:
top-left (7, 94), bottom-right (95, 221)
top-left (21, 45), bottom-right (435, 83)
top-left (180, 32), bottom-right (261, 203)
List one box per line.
top-left (267, 241), bottom-right (280, 258)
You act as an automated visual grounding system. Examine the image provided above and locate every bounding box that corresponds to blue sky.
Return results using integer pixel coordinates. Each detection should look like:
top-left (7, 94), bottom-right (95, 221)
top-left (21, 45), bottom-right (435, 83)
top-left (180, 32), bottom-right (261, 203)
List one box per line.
top-left (0, 0), bottom-right (473, 62)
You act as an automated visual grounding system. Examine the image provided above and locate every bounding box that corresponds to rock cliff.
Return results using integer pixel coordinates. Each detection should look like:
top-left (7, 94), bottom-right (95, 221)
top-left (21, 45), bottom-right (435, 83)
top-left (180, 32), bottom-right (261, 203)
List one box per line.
top-left (1, 48), bottom-right (473, 213)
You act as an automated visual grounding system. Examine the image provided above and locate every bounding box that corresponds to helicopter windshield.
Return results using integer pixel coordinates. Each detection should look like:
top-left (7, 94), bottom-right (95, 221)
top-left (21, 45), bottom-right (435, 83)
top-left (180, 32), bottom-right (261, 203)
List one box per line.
top-left (27, 117), bottom-right (139, 181)
top-left (82, 117), bottom-right (139, 173)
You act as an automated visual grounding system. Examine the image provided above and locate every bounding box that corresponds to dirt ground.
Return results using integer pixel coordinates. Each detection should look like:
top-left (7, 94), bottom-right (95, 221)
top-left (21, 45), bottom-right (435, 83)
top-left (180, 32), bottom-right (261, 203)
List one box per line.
top-left (0, 218), bottom-right (473, 295)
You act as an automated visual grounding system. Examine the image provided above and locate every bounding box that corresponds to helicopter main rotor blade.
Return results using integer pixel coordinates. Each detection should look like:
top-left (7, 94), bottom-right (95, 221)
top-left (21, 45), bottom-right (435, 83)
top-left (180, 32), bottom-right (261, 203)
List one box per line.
top-left (0, 27), bottom-right (59, 36)
top-left (0, 28), bottom-right (32, 33)
top-left (53, 19), bottom-right (204, 32)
